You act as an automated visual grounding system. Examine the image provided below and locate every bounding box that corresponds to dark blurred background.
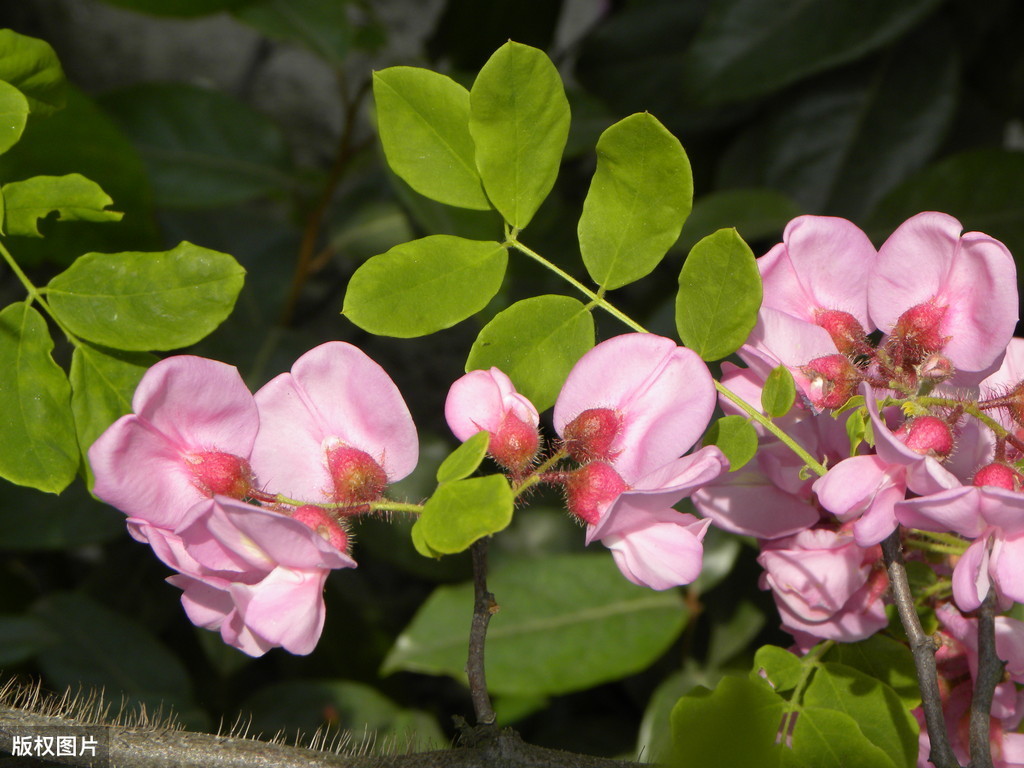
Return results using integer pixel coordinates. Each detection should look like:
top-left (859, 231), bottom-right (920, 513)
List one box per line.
top-left (0, 0), bottom-right (1020, 760)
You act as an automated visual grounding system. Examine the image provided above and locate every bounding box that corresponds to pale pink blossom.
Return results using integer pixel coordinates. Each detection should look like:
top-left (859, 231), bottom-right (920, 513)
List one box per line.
top-left (757, 527), bottom-right (888, 648)
top-left (870, 211), bottom-right (1018, 380)
top-left (251, 342), bottom-right (418, 506)
top-left (88, 356), bottom-right (259, 529)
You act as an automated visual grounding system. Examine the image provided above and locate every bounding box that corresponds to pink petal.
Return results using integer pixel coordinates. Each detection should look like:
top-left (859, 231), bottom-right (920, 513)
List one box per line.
top-left (252, 342), bottom-right (418, 502)
top-left (554, 334), bottom-right (715, 482)
top-left (760, 216), bottom-right (876, 328)
top-left (952, 537), bottom-right (991, 612)
top-left (445, 368), bottom-right (538, 442)
top-left (599, 511), bottom-right (710, 590)
top-left (894, 487), bottom-right (988, 539)
top-left (991, 535), bottom-right (1024, 605)
top-left (229, 567), bottom-right (329, 655)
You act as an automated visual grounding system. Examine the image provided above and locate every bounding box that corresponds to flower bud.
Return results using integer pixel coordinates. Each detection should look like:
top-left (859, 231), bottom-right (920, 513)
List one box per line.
top-left (895, 415), bottom-right (954, 459)
top-left (185, 451), bottom-right (254, 499)
top-left (293, 505), bottom-right (349, 551)
top-left (891, 300), bottom-right (949, 362)
top-left (917, 353), bottom-right (955, 385)
top-left (973, 462), bottom-right (1023, 491)
top-left (561, 408), bottom-right (623, 463)
top-left (489, 412), bottom-right (540, 473)
top-left (802, 354), bottom-right (861, 410)
top-left (813, 309), bottom-right (871, 357)
top-left (325, 444), bottom-right (387, 505)
top-left (565, 462), bottom-right (627, 526)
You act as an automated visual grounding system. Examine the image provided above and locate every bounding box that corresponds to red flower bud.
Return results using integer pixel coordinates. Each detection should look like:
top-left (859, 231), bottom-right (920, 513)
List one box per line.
top-left (565, 462), bottom-right (627, 526)
top-left (973, 462), bottom-right (1023, 491)
top-left (185, 451), bottom-right (254, 499)
top-left (325, 445), bottom-right (387, 505)
top-left (562, 408), bottom-right (623, 463)
top-left (489, 412), bottom-right (540, 472)
top-left (293, 505), bottom-right (349, 551)
top-left (802, 354), bottom-right (861, 410)
top-left (895, 415), bottom-right (954, 459)
top-left (890, 300), bottom-right (949, 364)
top-left (813, 309), bottom-right (871, 357)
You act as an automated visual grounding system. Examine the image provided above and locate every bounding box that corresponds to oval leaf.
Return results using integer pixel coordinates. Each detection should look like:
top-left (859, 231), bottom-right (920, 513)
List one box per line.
top-left (791, 706), bottom-right (899, 768)
top-left (436, 431), bottom-right (490, 484)
top-left (753, 645), bottom-right (804, 693)
top-left (343, 235), bottom-right (507, 338)
top-left (469, 41), bottom-right (570, 229)
top-left (99, 82), bottom-right (293, 208)
top-left (761, 365), bottom-right (796, 418)
top-left (0, 30), bottom-right (66, 116)
top-left (373, 67), bottom-right (490, 210)
top-left (2, 174), bottom-right (123, 237)
top-left (413, 474), bottom-right (513, 556)
top-left (46, 242), bottom-right (245, 351)
top-left (824, 635), bottom-right (920, 709)
top-left (383, 553), bottom-right (687, 696)
top-left (676, 228), bottom-right (762, 361)
top-left (0, 80), bottom-right (28, 155)
top-left (0, 302), bottom-right (78, 494)
top-left (465, 295), bottom-right (594, 412)
top-left (579, 112), bottom-right (692, 290)
top-left (702, 414), bottom-right (757, 472)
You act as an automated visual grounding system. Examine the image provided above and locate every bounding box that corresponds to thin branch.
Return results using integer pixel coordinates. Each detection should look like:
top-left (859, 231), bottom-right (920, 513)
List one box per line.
top-left (881, 530), bottom-right (961, 768)
top-left (467, 539), bottom-right (497, 726)
top-left (969, 590), bottom-right (1003, 768)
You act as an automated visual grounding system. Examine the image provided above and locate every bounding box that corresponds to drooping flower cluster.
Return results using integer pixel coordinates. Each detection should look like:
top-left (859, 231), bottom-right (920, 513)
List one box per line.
top-left (691, 211), bottom-right (1022, 765)
top-left (89, 342), bottom-right (417, 656)
top-left (445, 334), bottom-right (729, 590)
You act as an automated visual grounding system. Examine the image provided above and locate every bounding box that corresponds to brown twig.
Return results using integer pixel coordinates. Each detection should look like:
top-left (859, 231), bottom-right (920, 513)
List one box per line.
top-left (881, 530), bottom-right (961, 768)
top-left (969, 590), bottom-right (1003, 768)
top-left (467, 539), bottom-right (497, 726)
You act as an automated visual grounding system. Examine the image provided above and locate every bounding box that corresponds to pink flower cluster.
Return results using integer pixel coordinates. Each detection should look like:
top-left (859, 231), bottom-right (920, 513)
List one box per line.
top-left (445, 333), bottom-right (729, 590)
top-left (694, 212), bottom-right (1021, 650)
top-left (88, 342), bottom-right (417, 656)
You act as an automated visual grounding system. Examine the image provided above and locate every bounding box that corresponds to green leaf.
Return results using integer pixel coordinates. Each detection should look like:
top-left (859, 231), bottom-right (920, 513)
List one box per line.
top-left (99, 82), bottom-right (293, 208)
top-left (241, 680), bottom-right (446, 751)
top-left (436, 431), bottom-right (490, 483)
top-left (791, 706), bottom-right (898, 768)
top-left (676, 188), bottom-right (801, 254)
top-left (95, 0), bottom-right (251, 17)
top-left (0, 30), bottom-right (66, 116)
top-left (761, 366), bottom-right (796, 418)
top-left (679, 0), bottom-right (943, 105)
top-left (753, 645), bottom-right (804, 693)
top-left (676, 228), bottom-right (762, 361)
top-left (0, 302), bottom-right (78, 494)
top-left (469, 41), bottom-right (570, 229)
top-left (46, 242), bottom-right (245, 351)
top-left (343, 235), bottom-right (507, 338)
top-left (71, 343), bottom-right (155, 488)
top-left (32, 592), bottom-right (202, 724)
top-left (0, 80), bottom-right (28, 155)
top-left (465, 295), bottom-right (594, 412)
top-left (804, 662), bottom-right (918, 768)
top-left (234, 0), bottom-right (353, 66)
top-left (384, 553), bottom-right (687, 696)
top-left (578, 112), bottom-right (692, 290)
top-left (0, 86), bottom-right (159, 263)
top-left (671, 676), bottom-right (787, 767)
top-left (703, 415), bottom-right (757, 472)
top-left (373, 67), bottom-right (490, 211)
top-left (716, 22), bottom-right (957, 220)
top-left (824, 635), bottom-right (920, 708)
top-left (2, 174), bottom-right (123, 237)
top-left (412, 474), bottom-right (514, 555)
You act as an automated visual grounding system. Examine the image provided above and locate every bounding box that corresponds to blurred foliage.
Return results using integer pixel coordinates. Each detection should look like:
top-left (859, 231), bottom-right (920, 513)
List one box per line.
top-left (0, 0), bottom-right (1021, 761)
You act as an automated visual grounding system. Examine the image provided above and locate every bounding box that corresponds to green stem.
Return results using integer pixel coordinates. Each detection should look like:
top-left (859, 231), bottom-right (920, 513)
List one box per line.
top-left (506, 237), bottom-right (648, 333)
top-left (909, 529), bottom-right (969, 551)
top-left (780, 641), bottom-right (833, 738)
top-left (715, 381), bottom-right (828, 477)
top-left (0, 239), bottom-right (81, 344)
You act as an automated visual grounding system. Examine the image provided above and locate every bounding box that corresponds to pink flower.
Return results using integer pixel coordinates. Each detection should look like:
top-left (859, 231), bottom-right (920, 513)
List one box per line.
top-left (142, 496), bottom-right (356, 656)
top-left (88, 356), bottom-right (260, 528)
top-left (553, 334), bottom-right (727, 589)
top-left (757, 527), bottom-right (888, 648)
top-left (445, 367), bottom-right (540, 471)
top-left (250, 342), bottom-right (418, 507)
top-left (870, 212), bottom-right (1017, 380)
